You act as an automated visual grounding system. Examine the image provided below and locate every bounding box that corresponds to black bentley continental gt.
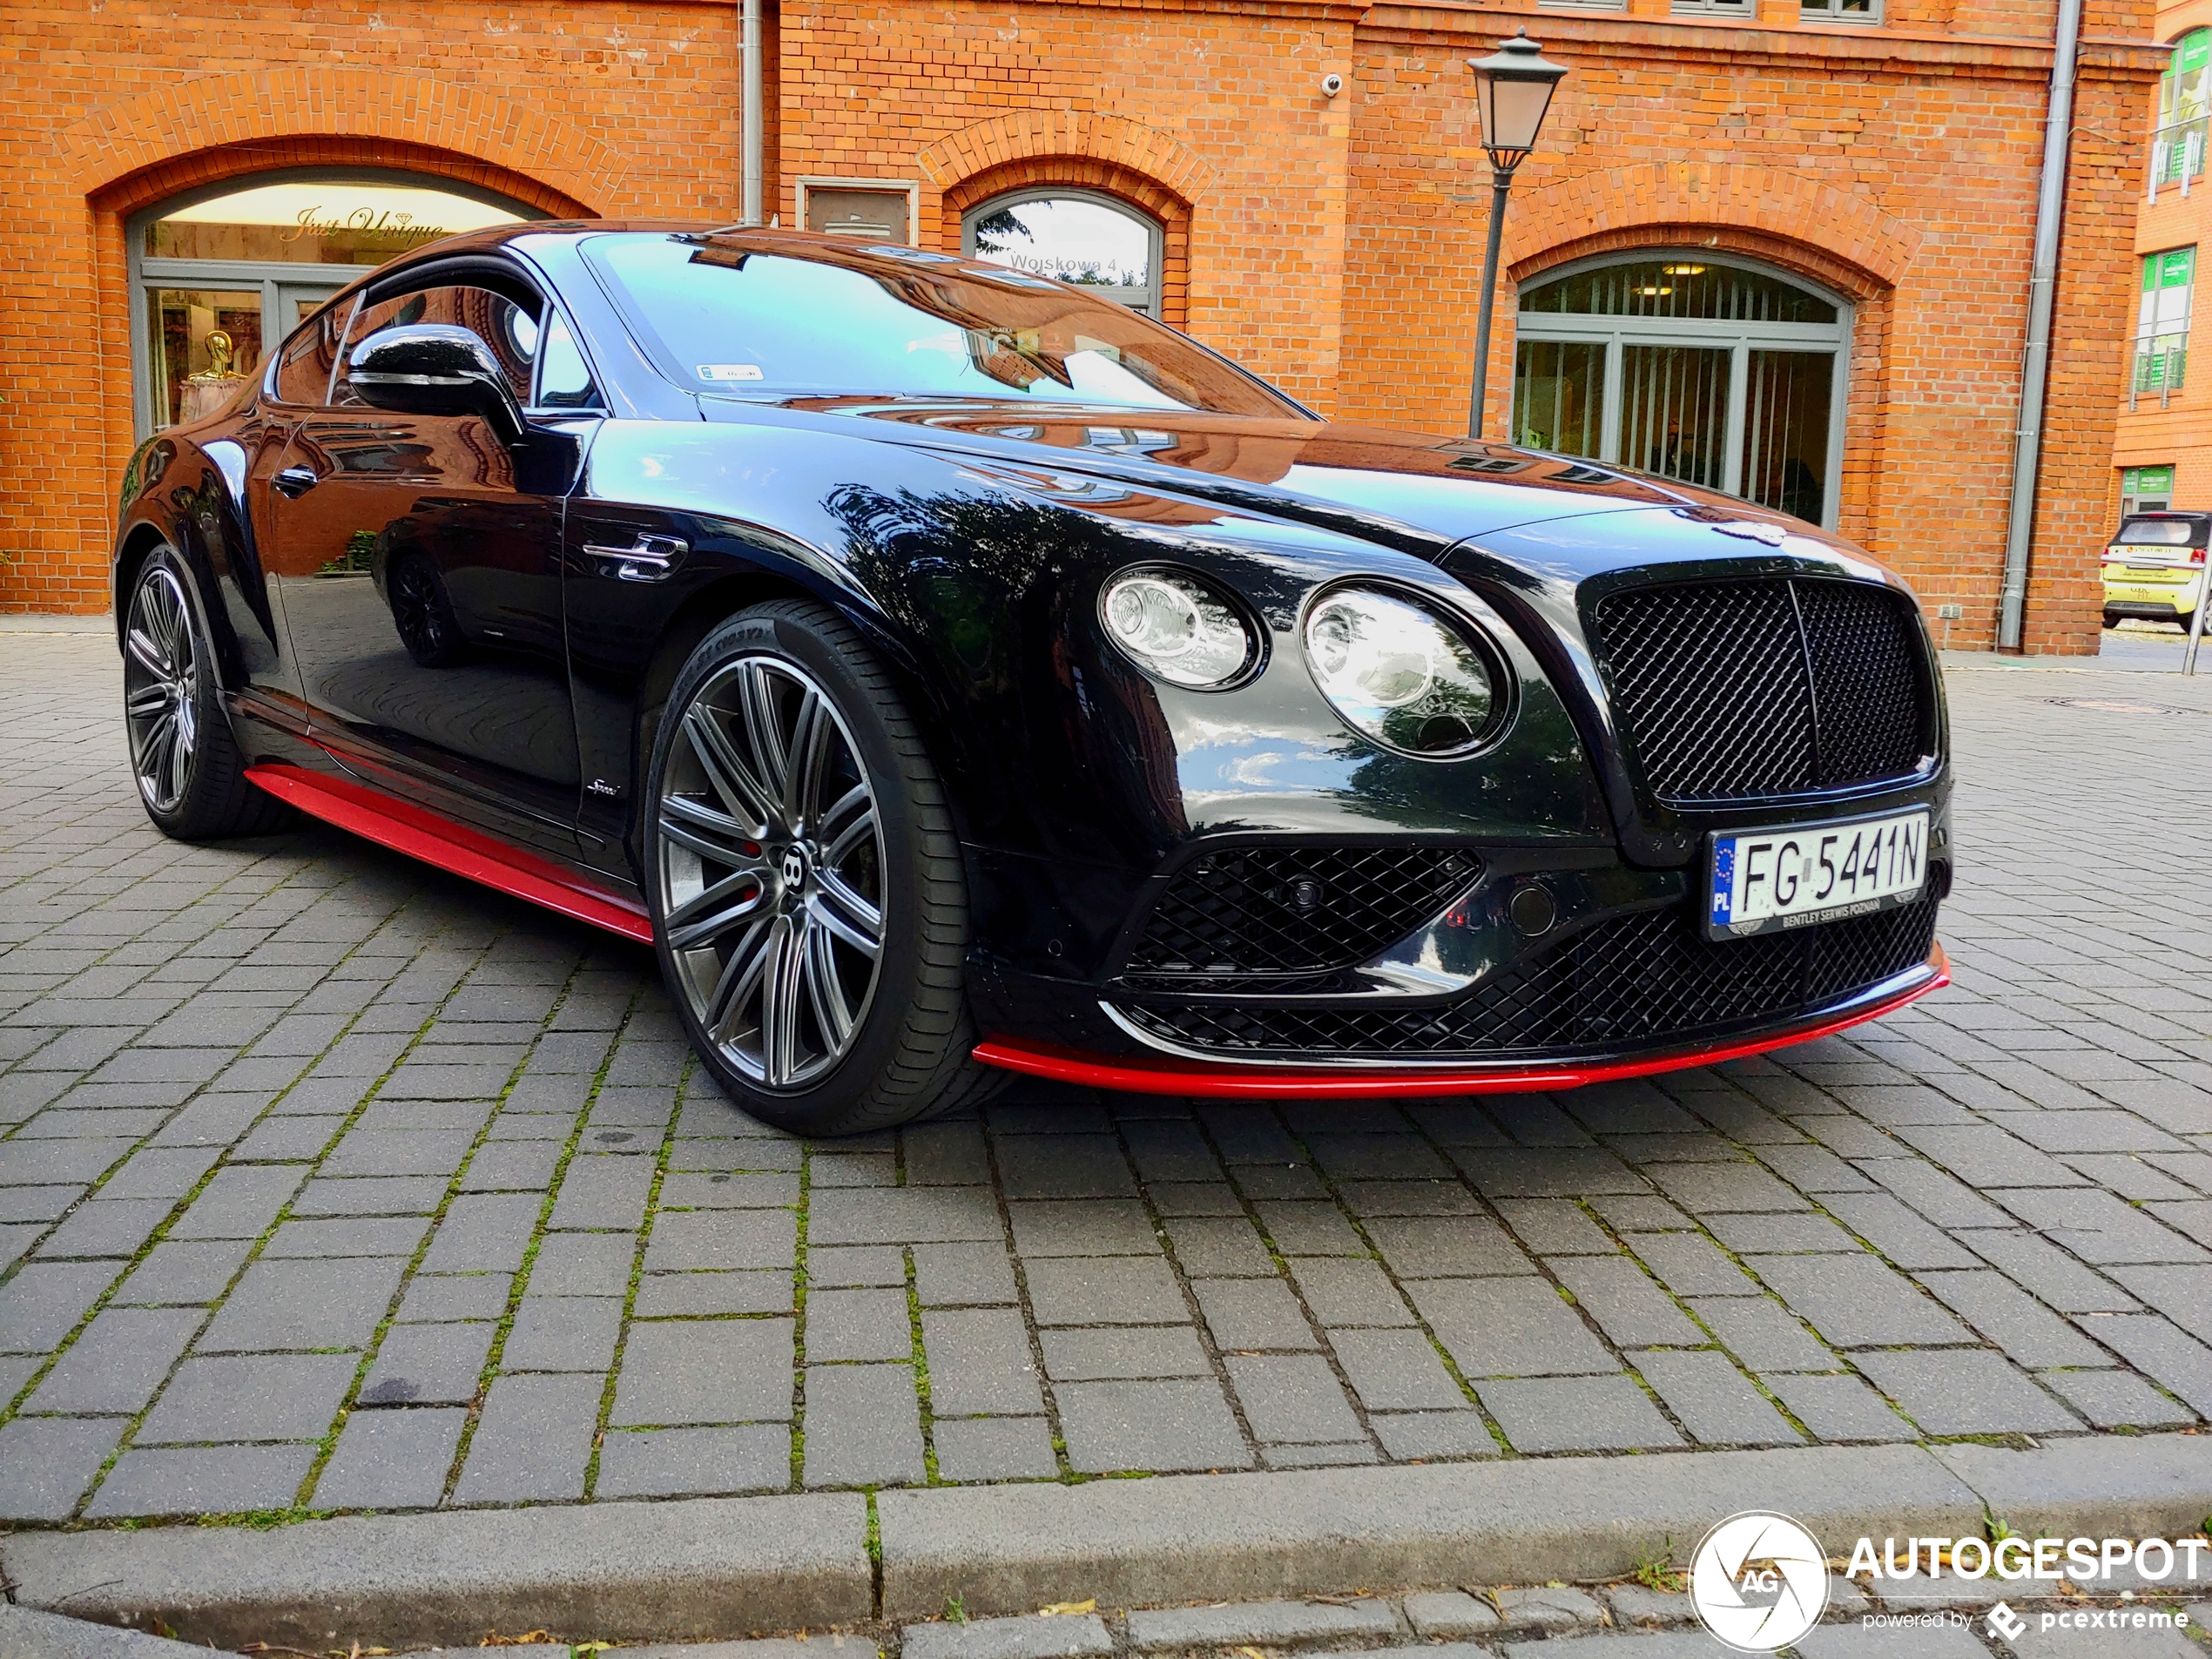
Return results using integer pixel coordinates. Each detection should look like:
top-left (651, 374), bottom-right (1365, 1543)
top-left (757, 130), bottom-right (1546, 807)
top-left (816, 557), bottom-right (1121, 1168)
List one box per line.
top-left (112, 222), bottom-right (1950, 1134)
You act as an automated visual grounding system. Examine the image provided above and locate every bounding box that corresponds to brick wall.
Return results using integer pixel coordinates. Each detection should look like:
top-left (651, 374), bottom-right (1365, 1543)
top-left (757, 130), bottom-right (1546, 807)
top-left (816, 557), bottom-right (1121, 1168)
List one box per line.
top-left (0, 0), bottom-right (2165, 652)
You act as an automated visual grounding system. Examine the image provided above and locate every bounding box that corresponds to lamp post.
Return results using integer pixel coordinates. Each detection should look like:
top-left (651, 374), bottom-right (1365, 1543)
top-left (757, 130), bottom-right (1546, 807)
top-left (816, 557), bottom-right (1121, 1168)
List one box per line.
top-left (1465, 30), bottom-right (1568, 440)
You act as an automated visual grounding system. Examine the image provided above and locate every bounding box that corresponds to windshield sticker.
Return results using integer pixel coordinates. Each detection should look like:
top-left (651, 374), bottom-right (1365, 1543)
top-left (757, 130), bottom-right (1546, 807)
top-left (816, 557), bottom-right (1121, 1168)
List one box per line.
top-left (697, 363), bottom-right (765, 381)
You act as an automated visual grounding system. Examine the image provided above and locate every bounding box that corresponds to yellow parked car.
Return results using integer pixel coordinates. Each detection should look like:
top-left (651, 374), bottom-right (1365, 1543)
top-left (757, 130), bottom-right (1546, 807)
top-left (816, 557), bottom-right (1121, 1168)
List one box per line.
top-left (2103, 510), bottom-right (2212, 630)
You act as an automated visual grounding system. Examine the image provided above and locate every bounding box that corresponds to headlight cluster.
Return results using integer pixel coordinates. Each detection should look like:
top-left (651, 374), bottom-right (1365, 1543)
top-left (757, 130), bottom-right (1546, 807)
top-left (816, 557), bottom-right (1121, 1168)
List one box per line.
top-left (1098, 566), bottom-right (1502, 759)
top-left (1099, 570), bottom-right (1258, 688)
top-left (1304, 585), bottom-right (1497, 756)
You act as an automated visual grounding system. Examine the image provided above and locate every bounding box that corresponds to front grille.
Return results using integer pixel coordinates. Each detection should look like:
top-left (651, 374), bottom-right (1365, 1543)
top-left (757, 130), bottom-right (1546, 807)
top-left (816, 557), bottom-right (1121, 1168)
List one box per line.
top-left (1591, 578), bottom-right (1928, 802)
top-left (1117, 890), bottom-right (1939, 1060)
top-left (1123, 846), bottom-right (1479, 978)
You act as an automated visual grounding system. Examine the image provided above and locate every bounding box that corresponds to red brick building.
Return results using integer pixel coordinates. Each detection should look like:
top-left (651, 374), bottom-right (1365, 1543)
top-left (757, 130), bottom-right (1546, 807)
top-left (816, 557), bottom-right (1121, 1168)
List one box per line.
top-left (0, 0), bottom-right (2164, 649)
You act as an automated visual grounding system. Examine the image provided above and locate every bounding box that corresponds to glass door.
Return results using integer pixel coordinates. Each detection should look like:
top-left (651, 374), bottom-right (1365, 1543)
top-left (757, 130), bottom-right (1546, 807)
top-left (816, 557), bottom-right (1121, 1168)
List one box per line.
top-left (1620, 344), bottom-right (1731, 494)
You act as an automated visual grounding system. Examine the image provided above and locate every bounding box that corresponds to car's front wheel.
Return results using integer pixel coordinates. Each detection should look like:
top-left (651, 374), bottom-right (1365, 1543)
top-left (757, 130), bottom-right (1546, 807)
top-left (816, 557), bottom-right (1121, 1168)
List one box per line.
top-left (644, 599), bottom-right (1002, 1135)
top-left (121, 545), bottom-right (293, 841)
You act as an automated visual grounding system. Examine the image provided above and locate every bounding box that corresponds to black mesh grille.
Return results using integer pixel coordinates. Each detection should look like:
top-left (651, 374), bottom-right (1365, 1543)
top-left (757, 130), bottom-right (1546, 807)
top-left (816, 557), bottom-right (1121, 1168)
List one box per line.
top-left (1117, 890), bottom-right (1939, 1060)
top-left (1125, 846), bottom-right (1480, 977)
top-left (1591, 578), bottom-right (1928, 802)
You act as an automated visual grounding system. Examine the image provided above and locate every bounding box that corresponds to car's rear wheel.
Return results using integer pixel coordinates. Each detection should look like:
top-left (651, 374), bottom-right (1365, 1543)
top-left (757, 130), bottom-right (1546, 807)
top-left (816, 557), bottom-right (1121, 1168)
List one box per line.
top-left (644, 599), bottom-right (1002, 1135)
top-left (2103, 608), bottom-right (2121, 630)
top-left (122, 545), bottom-right (293, 840)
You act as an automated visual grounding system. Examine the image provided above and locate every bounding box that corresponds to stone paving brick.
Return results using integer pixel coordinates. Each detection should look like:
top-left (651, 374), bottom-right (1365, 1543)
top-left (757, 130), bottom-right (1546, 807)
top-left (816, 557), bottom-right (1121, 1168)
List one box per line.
top-left (1224, 1352), bottom-right (1362, 1444)
top-left (1288, 1257), bottom-right (1413, 1327)
top-left (806, 1244), bottom-right (907, 1286)
top-left (1162, 1217), bottom-right (1272, 1276)
top-left (1332, 1327), bottom-right (1469, 1413)
top-left (549, 1154), bottom-right (658, 1231)
top-left (321, 1129), bottom-right (476, 1179)
top-left (1363, 1215), bottom-right (1534, 1278)
top-left (1253, 1202), bottom-right (1364, 1256)
top-left (165, 1164), bottom-right (306, 1239)
top-left (0, 1259), bottom-right (122, 1347)
top-left (1474, 1374), bottom-right (1683, 1452)
top-left (902, 1120), bottom-right (992, 1186)
top-left (1686, 1294), bottom-right (1836, 1372)
top-left (360, 1320), bottom-right (496, 1405)
top-left (1369, 1412), bottom-right (1498, 1458)
top-left (611, 1318), bottom-right (794, 1425)
top-left (2043, 1366), bottom-right (2199, 1428)
top-left (138, 1352), bottom-right (357, 1443)
top-left (1056, 1378), bottom-right (1251, 1472)
top-left (25, 1305), bottom-right (200, 1413)
top-left (199, 1256), bottom-right (405, 1352)
top-left (809, 1184), bottom-right (1001, 1245)
top-left (529, 1231), bottom-right (639, 1296)
top-left (460, 1138), bottom-right (564, 1191)
top-left (1494, 1199), bottom-right (1615, 1257)
top-left (933, 1415), bottom-right (1059, 1480)
top-left (1916, 1270), bottom-right (2107, 1367)
top-left (1852, 1349), bottom-right (2083, 1436)
top-left (807, 1287), bottom-right (914, 1361)
top-left (924, 1309), bottom-right (1045, 1413)
top-left (1403, 1591), bottom-right (1501, 1637)
top-left (803, 1362), bottom-right (925, 1487)
top-left (660, 1170), bottom-right (801, 1210)
top-left (92, 1145), bottom-right (223, 1202)
top-left (1633, 1349), bottom-right (1804, 1446)
top-left (87, 1444), bottom-right (318, 1518)
top-left (1042, 1325), bottom-right (1208, 1380)
top-left (454, 1372), bottom-right (604, 1503)
top-left (1126, 1600), bottom-right (1397, 1651)
top-left (313, 1405), bottom-right (469, 1509)
top-left (595, 1423), bottom-right (791, 1497)
top-left (1626, 1230), bottom-right (1757, 1297)
top-left (0, 1415), bottom-right (128, 1521)
top-left (262, 1216), bottom-right (432, 1258)
top-left (1411, 1278), bottom-right (1619, 1378)
top-left (395, 1271), bottom-right (512, 1323)
top-left (1022, 1257), bottom-right (1184, 1325)
top-left (1963, 1231), bottom-right (2140, 1312)
top-left (2066, 1313), bottom-right (2212, 1415)
top-left (1194, 1277), bottom-right (1317, 1350)
top-left (644, 1208), bottom-right (796, 1271)
top-left (635, 1270), bottom-right (791, 1317)
top-left (502, 1296), bottom-right (624, 1372)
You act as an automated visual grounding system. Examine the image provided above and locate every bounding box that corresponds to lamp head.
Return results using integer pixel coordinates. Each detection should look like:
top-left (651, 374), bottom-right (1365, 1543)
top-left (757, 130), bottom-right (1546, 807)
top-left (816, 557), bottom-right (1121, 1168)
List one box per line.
top-left (1467, 30), bottom-right (1568, 170)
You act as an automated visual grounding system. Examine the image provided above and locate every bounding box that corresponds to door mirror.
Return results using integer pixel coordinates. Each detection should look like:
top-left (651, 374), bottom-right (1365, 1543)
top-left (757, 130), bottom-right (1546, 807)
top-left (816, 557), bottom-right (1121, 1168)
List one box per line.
top-left (345, 323), bottom-right (524, 444)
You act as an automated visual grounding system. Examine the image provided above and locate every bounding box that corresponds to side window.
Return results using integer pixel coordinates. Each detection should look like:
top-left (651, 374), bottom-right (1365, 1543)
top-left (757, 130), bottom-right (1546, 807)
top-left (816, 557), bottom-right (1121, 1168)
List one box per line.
top-left (270, 300), bottom-right (355, 407)
top-left (533, 314), bottom-right (602, 409)
top-left (332, 283), bottom-right (538, 408)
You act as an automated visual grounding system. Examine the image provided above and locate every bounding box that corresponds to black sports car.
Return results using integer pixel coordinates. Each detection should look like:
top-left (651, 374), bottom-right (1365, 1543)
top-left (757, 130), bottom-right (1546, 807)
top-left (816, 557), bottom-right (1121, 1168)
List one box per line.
top-left (112, 222), bottom-right (1951, 1134)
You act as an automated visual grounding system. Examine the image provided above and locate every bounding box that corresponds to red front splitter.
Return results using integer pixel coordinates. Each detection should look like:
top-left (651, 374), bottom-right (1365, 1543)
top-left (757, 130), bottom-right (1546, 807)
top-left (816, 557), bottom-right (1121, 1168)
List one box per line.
top-left (973, 943), bottom-right (1949, 1098)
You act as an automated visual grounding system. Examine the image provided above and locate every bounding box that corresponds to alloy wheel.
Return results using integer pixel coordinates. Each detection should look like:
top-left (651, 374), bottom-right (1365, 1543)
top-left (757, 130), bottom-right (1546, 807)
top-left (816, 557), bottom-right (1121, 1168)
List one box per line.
top-left (123, 563), bottom-right (200, 815)
top-left (657, 655), bottom-right (887, 1089)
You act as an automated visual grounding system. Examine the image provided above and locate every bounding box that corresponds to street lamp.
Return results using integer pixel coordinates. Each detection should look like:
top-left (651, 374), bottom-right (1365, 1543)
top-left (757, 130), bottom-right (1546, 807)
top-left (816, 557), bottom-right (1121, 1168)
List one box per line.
top-left (1465, 30), bottom-right (1568, 440)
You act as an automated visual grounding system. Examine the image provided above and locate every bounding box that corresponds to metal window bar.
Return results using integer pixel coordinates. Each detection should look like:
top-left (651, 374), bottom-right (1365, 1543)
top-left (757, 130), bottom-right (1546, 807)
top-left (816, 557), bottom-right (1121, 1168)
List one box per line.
top-left (2128, 341), bottom-right (2189, 409)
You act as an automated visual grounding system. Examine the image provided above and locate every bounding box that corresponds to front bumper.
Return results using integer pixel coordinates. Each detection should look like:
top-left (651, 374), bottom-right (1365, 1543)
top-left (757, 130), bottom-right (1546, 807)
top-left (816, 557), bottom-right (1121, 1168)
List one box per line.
top-left (974, 941), bottom-right (1948, 1096)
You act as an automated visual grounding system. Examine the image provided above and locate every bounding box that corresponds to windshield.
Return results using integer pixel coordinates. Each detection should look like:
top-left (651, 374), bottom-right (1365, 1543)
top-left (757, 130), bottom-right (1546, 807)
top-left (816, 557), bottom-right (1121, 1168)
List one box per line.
top-left (585, 233), bottom-right (1309, 418)
top-left (2114, 517), bottom-right (2200, 546)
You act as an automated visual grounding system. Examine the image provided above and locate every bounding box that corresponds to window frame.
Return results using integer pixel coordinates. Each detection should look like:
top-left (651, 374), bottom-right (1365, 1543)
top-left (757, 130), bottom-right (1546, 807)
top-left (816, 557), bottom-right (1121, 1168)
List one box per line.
top-left (960, 186), bottom-right (1166, 318)
top-left (2134, 246), bottom-right (2196, 398)
top-left (1511, 249), bottom-right (1853, 530)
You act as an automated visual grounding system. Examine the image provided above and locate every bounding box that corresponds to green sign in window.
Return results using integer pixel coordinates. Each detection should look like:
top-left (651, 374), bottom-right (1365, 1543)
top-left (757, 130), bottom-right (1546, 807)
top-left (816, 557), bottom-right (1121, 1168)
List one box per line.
top-left (2125, 465), bottom-right (2176, 496)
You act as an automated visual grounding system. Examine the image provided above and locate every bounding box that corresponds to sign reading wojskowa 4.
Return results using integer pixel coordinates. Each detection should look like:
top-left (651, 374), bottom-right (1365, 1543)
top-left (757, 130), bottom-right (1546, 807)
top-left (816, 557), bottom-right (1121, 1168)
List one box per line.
top-left (1686, 1511), bottom-right (2204, 1654)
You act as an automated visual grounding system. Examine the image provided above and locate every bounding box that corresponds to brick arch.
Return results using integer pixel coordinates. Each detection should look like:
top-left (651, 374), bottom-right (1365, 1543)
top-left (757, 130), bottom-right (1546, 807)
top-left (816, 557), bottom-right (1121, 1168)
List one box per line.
top-left (90, 137), bottom-right (597, 226)
top-left (61, 66), bottom-right (626, 213)
top-left (1502, 162), bottom-right (1922, 293)
top-left (938, 158), bottom-right (1194, 327)
top-left (914, 111), bottom-right (1216, 206)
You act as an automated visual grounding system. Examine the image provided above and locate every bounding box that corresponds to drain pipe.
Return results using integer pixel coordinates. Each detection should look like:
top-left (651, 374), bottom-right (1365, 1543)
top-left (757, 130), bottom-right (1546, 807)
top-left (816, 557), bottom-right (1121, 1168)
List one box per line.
top-left (1997, 0), bottom-right (2085, 651)
top-left (740, 0), bottom-right (765, 226)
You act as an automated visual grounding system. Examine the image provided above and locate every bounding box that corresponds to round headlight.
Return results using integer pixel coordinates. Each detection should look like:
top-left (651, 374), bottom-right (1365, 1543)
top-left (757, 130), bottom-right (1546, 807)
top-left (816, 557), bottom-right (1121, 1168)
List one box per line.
top-left (1303, 586), bottom-right (1498, 756)
top-left (1100, 569), bottom-right (1258, 689)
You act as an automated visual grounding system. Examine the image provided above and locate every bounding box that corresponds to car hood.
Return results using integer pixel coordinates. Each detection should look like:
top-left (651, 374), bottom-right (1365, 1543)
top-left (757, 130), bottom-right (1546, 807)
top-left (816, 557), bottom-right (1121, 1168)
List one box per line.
top-left (696, 396), bottom-right (1803, 556)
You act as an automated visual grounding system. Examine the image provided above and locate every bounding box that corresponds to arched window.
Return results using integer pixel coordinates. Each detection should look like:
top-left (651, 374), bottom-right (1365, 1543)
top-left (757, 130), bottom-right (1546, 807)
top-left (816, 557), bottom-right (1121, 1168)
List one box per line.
top-left (129, 169), bottom-right (537, 435)
top-left (961, 189), bottom-right (1163, 317)
top-left (2154, 28), bottom-right (2211, 191)
top-left (1511, 253), bottom-right (1851, 529)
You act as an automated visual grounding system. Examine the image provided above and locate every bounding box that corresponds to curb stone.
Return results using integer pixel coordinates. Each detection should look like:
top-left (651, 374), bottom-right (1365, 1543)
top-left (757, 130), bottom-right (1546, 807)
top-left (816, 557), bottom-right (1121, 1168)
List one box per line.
top-left (873, 1442), bottom-right (1981, 1618)
top-left (6, 1438), bottom-right (2212, 1649)
top-left (0, 1493), bottom-right (872, 1649)
top-left (0, 1607), bottom-right (210, 1659)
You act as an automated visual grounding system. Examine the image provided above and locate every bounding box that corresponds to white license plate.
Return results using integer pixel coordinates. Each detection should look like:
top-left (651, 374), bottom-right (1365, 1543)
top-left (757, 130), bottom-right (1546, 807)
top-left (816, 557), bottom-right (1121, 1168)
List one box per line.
top-left (1707, 809), bottom-right (1930, 940)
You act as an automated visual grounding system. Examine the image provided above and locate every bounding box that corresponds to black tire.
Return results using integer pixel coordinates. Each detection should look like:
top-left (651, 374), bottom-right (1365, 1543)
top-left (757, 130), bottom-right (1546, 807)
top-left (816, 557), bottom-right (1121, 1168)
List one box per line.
top-left (387, 552), bottom-right (469, 667)
top-left (2103, 609), bottom-right (2121, 631)
top-left (644, 598), bottom-right (1004, 1135)
top-left (121, 544), bottom-right (295, 841)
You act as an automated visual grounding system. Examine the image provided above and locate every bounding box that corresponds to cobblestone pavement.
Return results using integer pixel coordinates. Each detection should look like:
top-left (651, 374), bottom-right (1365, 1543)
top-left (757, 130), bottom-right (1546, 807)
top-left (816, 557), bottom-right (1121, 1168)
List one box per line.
top-left (6, 636), bottom-right (2212, 1524)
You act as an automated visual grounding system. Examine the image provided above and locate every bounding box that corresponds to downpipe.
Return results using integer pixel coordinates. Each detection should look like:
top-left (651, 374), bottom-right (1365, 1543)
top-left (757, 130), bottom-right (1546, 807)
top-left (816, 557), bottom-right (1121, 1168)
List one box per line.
top-left (741, 0), bottom-right (765, 226)
top-left (1997, 0), bottom-right (2085, 651)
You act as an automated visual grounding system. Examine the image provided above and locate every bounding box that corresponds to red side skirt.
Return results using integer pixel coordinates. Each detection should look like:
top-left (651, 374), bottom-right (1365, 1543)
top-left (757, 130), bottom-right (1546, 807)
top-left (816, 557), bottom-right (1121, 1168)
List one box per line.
top-left (972, 943), bottom-right (1949, 1098)
top-left (245, 763), bottom-right (655, 945)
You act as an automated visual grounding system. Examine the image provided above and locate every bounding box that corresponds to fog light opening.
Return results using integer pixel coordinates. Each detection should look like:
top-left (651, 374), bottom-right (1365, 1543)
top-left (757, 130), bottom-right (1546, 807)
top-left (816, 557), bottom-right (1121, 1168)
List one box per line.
top-left (1508, 882), bottom-right (1557, 937)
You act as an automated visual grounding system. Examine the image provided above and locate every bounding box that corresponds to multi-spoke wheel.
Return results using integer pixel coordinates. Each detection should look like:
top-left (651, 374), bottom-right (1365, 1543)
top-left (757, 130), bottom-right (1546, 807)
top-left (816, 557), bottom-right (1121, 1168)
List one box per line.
top-left (119, 545), bottom-right (294, 840)
top-left (646, 600), bottom-right (1002, 1134)
top-left (386, 551), bottom-right (467, 667)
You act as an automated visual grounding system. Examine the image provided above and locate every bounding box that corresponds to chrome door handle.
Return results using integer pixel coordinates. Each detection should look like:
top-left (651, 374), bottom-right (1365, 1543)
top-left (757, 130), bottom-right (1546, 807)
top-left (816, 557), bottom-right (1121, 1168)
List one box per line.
top-left (273, 466), bottom-right (320, 499)
top-left (583, 533), bottom-right (687, 582)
